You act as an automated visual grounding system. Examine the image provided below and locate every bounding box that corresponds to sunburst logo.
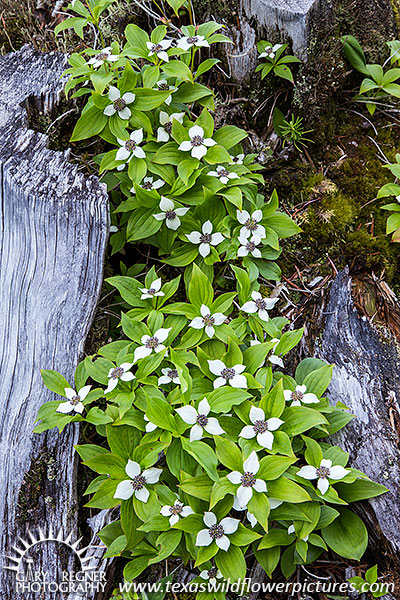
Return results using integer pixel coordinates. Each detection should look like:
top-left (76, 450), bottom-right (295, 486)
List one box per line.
top-left (5, 526), bottom-right (97, 576)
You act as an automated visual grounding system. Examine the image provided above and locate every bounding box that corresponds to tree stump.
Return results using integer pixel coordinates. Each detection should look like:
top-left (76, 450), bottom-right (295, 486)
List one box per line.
top-left (318, 270), bottom-right (400, 563)
top-left (0, 46), bottom-right (109, 599)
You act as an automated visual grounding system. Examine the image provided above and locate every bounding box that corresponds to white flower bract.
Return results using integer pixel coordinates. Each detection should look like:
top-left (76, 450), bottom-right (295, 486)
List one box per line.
top-left (230, 153), bottom-right (245, 165)
top-left (160, 499), bottom-right (194, 525)
top-left (116, 129), bottom-right (146, 170)
top-left (208, 165), bottom-right (239, 185)
top-left (140, 278), bottom-right (165, 300)
top-left (237, 234), bottom-right (262, 258)
top-left (239, 406), bottom-right (284, 450)
top-left (177, 35), bottom-right (210, 51)
top-left (176, 398), bottom-right (225, 442)
top-left (88, 46), bottom-right (119, 69)
top-left (103, 86), bottom-right (135, 120)
top-left (178, 125), bottom-right (216, 160)
top-left (237, 209), bottom-right (266, 239)
top-left (283, 384), bottom-right (319, 407)
top-left (158, 366), bottom-right (180, 385)
top-left (57, 385), bottom-right (91, 414)
top-left (153, 197), bottom-right (189, 230)
top-left (195, 511), bottom-right (239, 552)
top-left (208, 359), bottom-right (247, 389)
top-left (186, 220), bottom-right (224, 257)
top-left (241, 291), bottom-right (278, 321)
top-left (133, 328), bottom-right (171, 363)
top-left (157, 111), bottom-right (185, 142)
top-left (131, 176), bottom-right (165, 194)
top-left (227, 451), bottom-right (267, 508)
top-left (189, 304), bottom-right (226, 338)
top-left (114, 460), bottom-right (161, 503)
top-left (296, 458), bottom-right (350, 495)
top-left (259, 43), bottom-right (283, 60)
top-left (105, 363), bottom-right (135, 394)
top-left (146, 39), bottom-right (172, 62)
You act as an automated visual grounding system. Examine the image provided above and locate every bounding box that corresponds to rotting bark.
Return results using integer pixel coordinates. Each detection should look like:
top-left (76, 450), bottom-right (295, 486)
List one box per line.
top-left (0, 45), bottom-right (110, 599)
top-left (317, 269), bottom-right (400, 564)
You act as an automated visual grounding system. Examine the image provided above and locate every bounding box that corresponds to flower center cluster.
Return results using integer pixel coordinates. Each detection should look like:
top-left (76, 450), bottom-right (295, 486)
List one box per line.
top-left (265, 47), bottom-right (273, 55)
top-left (169, 502), bottom-right (183, 515)
top-left (219, 168), bottom-right (230, 177)
top-left (147, 288), bottom-right (156, 295)
top-left (165, 209), bottom-right (177, 220)
top-left (110, 367), bottom-right (124, 379)
top-left (255, 298), bottom-right (267, 310)
top-left (221, 367), bottom-right (236, 380)
top-left (97, 52), bottom-right (109, 60)
top-left (70, 395), bottom-right (81, 405)
top-left (232, 156), bottom-right (240, 163)
top-left (199, 233), bottom-right (212, 243)
top-left (246, 241), bottom-right (256, 252)
top-left (291, 390), bottom-right (304, 402)
top-left (316, 466), bottom-right (330, 479)
top-left (208, 524), bottom-right (224, 539)
top-left (158, 83), bottom-right (169, 91)
top-left (253, 419), bottom-right (268, 434)
top-left (167, 369), bottom-right (178, 379)
top-left (142, 181), bottom-right (154, 190)
top-left (131, 474), bottom-right (146, 490)
top-left (241, 471), bottom-right (256, 487)
top-left (146, 336), bottom-right (159, 349)
top-left (196, 413), bottom-right (209, 427)
top-left (113, 98), bottom-right (126, 111)
top-left (245, 218), bottom-right (258, 231)
top-left (202, 314), bottom-right (215, 326)
top-left (164, 122), bottom-right (172, 134)
top-left (191, 135), bottom-right (204, 147)
top-left (207, 567), bottom-right (218, 579)
top-left (187, 36), bottom-right (198, 44)
top-left (151, 43), bottom-right (163, 53)
top-left (125, 139), bottom-right (137, 151)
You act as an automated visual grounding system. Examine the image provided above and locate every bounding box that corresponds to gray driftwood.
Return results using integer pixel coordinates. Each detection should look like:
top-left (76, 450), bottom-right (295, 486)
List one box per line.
top-left (0, 46), bottom-right (109, 599)
top-left (318, 270), bottom-right (400, 560)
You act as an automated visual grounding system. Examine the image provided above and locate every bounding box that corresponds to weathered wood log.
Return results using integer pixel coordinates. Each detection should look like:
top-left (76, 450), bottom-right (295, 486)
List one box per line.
top-left (0, 45), bottom-right (109, 599)
top-left (318, 270), bottom-right (400, 562)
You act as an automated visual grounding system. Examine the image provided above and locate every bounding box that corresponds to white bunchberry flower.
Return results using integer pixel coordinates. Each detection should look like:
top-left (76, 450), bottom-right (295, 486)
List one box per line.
top-left (177, 35), bottom-right (210, 51)
top-left (88, 46), bottom-right (119, 69)
top-left (283, 384), bottom-right (319, 407)
top-left (103, 86), bottom-right (135, 120)
top-left (259, 43), bottom-right (283, 60)
top-left (176, 398), bottom-right (225, 442)
top-left (186, 220), bottom-right (224, 258)
top-left (153, 197), bottom-right (189, 230)
top-left (57, 385), bottom-right (91, 414)
top-left (144, 414), bottom-right (157, 433)
top-left (157, 111), bottom-right (185, 142)
top-left (296, 459), bottom-right (350, 495)
top-left (208, 360), bottom-right (247, 389)
top-left (287, 524), bottom-right (308, 541)
top-left (288, 523), bottom-right (309, 541)
top-left (130, 176), bottom-right (165, 194)
top-left (208, 165), bottom-right (239, 185)
top-left (154, 79), bottom-right (177, 105)
top-left (227, 451), bottom-right (267, 508)
top-left (160, 499), bottom-right (194, 525)
top-left (114, 460), bottom-right (161, 502)
top-left (178, 125), bottom-right (216, 160)
top-left (110, 225), bottom-right (118, 233)
top-left (189, 304), bottom-right (226, 338)
top-left (105, 363), bottom-right (135, 394)
top-left (133, 328), bottom-right (171, 363)
top-left (237, 209), bottom-right (265, 239)
top-left (237, 234), bottom-right (262, 258)
top-left (250, 338), bottom-right (284, 368)
top-left (239, 406), bottom-right (284, 450)
top-left (116, 129), bottom-right (146, 170)
top-left (140, 278), bottom-right (165, 300)
top-left (146, 39), bottom-right (172, 62)
top-left (199, 566), bottom-right (223, 582)
top-left (232, 496), bottom-right (257, 528)
top-left (196, 512), bottom-right (239, 552)
top-left (230, 153), bottom-right (245, 165)
top-left (241, 291), bottom-right (278, 321)
top-left (158, 367), bottom-right (180, 386)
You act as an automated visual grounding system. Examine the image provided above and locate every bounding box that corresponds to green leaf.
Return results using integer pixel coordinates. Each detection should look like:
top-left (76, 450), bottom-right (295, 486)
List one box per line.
top-left (282, 407), bottom-right (328, 436)
top-left (334, 478), bottom-right (388, 502)
top-left (322, 508), bottom-right (368, 560)
top-left (273, 64), bottom-right (294, 83)
top-left (181, 438), bottom-right (219, 481)
top-left (70, 105), bottom-right (107, 141)
top-left (215, 544), bottom-right (246, 582)
top-left (41, 370), bottom-right (71, 396)
top-left (207, 387), bottom-right (251, 412)
top-left (162, 60), bottom-right (194, 82)
top-left (258, 456), bottom-right (297, 480)
top-left (214, 436), bottom-right (243, 471)
top-left (266, 476), bottom-right (312, 503)
top-left (302, 364), bottom-right (333, 397)
top-left (213, 125), bottom-right (247, 149)
top-left (188, 263), bottom-right (214, 307)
